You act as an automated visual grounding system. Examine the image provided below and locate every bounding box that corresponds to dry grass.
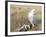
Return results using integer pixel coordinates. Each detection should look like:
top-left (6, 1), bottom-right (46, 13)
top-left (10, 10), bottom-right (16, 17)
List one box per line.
top-left (10, 5), bottom-right (42, 32)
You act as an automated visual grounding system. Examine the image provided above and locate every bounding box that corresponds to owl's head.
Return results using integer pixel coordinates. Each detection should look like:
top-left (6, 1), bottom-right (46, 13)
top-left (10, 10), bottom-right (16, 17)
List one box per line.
top-left (31, 9), bottom-right (35, 15)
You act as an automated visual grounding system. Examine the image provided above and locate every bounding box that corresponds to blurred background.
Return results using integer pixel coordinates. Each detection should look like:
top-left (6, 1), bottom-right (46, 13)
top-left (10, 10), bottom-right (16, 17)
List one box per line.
top-left (10, 5), bottom-right (42, 32)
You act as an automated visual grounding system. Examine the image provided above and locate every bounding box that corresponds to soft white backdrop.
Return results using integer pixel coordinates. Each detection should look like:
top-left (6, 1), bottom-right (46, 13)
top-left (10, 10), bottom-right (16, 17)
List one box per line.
top-left (0, 0), bottom-right (46, 37)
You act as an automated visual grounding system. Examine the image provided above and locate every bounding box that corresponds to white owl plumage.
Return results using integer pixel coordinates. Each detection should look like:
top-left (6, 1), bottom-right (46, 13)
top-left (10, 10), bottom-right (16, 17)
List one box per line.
top-left (28, 9), bottom-right (35, 27)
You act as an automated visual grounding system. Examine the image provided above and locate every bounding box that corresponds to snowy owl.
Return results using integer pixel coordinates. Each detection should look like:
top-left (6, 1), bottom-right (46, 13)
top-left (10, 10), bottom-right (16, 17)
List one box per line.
top-left (28, 9), bottom-right (36, 27)
top-left (16, 9), bottom-right (36, 31)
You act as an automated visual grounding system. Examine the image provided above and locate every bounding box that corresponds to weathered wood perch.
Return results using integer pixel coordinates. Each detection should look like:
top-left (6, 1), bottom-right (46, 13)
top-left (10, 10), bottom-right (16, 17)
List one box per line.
top-left (16, 24), bottom-right (31, 32)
